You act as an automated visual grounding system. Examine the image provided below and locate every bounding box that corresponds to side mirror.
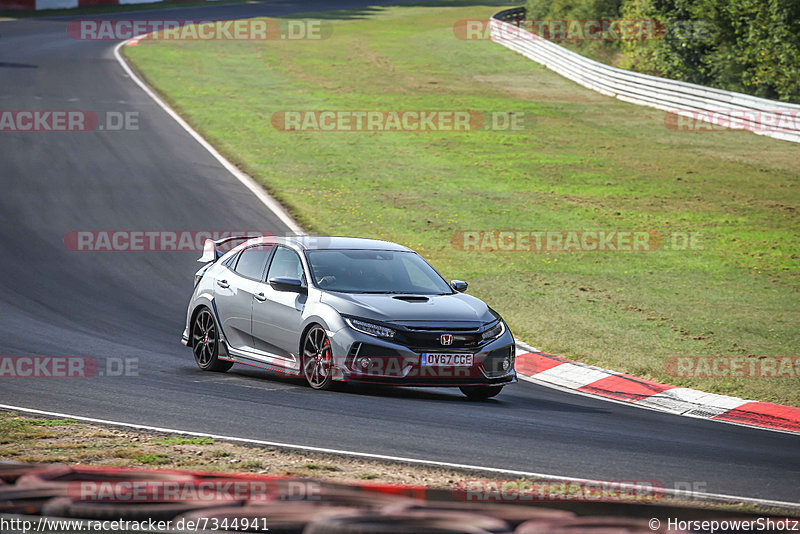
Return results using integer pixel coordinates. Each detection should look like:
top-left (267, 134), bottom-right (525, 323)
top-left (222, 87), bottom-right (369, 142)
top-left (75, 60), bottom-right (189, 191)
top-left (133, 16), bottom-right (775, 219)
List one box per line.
top-left (450, 280), bottom-right (468, 293)
top-left (269, 277), bottom-right (306, 293)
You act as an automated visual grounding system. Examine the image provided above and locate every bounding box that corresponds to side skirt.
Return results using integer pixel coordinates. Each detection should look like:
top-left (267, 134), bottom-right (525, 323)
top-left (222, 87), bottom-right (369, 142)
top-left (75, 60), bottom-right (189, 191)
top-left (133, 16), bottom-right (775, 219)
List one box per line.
top-left (221, 344), bottom-right (302, 377)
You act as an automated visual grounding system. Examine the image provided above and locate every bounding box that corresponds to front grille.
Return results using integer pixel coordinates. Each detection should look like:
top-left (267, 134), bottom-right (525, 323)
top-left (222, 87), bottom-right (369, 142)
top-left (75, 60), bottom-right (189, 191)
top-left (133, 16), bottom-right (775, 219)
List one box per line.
top-left (396, 329), bottom-right (483, 350)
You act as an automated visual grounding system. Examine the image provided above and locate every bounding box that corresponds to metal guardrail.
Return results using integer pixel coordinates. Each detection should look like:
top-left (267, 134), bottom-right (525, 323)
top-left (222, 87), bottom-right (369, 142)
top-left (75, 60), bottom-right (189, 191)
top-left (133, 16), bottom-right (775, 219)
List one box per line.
top-left (491, 7), bottom-right (800, 144)
top-left (494, 6), bottom-right (526, 24)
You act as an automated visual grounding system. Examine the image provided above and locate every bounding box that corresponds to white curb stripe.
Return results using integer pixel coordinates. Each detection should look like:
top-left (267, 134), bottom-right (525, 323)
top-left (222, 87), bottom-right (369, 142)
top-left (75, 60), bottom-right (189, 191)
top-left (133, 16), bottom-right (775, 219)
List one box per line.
top-left (637, 388), bottom-right (751, 417)
top-left (35, 0), bottom-right (76, 8)
top-left (530, 362), bottom-right (613, 390)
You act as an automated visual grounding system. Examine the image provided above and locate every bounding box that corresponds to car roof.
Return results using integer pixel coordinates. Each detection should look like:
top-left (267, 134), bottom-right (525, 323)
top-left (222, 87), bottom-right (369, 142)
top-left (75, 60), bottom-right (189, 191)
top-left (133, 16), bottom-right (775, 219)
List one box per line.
top-left (257, 235), bottom-right (413, 252)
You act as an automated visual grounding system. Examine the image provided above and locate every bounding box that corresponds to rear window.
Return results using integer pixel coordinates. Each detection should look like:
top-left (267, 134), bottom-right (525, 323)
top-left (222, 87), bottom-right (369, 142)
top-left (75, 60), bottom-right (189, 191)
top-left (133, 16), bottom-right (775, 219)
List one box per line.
top-left (234, 245), bottom-right (273, 280)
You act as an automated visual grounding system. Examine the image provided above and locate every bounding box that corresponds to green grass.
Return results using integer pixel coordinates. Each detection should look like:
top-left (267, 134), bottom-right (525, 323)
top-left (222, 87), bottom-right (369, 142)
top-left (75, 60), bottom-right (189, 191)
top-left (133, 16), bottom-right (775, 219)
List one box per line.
top-left (302, 463), bottom-right (342, 472)
top-left (26, 418), bottom-right (78, 426)
top-left (134, 453), bottom-right (172, 465)
top-left (238, 460), bottom-right (264, 469)
top-left (0, 417), bottom-right (79, 444)
top-left (0, 419), bottom-right (51, 443)
top-left (125, 2), bottom-right (800, 405)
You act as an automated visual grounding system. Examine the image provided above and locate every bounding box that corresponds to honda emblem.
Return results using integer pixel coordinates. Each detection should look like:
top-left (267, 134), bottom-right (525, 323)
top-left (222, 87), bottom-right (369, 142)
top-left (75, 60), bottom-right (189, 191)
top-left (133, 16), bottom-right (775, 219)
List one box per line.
top-left (440, 334), bottom-right (453, 346)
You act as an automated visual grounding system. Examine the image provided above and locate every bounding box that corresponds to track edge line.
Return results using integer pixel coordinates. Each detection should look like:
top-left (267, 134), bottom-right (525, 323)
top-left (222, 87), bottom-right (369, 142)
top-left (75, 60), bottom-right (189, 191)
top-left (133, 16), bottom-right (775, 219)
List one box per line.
top-left (112, 38), bottom-right (305, 236)
top-left (1, 402), bottom-right (797, 510)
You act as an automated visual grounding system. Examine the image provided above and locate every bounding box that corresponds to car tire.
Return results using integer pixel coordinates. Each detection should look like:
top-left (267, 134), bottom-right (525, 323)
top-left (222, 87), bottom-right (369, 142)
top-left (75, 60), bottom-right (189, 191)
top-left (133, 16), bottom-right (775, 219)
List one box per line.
top-left (302, 325), bottom-right (334, 390)
top-left (191, 308), bottom-right (233, 372)
top-left (459, 385), bottom-right (503, 401)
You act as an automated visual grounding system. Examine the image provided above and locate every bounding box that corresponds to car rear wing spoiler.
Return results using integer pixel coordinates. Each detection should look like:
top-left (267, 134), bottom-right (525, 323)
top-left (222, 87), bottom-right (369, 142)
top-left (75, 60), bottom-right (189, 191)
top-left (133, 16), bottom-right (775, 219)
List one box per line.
top-left (198, 235), bottom-right (263, 263)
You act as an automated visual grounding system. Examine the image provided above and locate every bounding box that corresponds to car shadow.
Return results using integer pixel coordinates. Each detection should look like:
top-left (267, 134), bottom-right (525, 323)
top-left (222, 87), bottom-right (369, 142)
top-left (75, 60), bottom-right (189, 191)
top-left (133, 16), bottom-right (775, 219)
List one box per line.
top-left (0, 62), bottom-right (38, 69)
top-left (340, 383), bottom-right (467, 402)
top-left (184, 365), bottom-right (608, 413)
top-left (340, 383), bottom-right (608, 414)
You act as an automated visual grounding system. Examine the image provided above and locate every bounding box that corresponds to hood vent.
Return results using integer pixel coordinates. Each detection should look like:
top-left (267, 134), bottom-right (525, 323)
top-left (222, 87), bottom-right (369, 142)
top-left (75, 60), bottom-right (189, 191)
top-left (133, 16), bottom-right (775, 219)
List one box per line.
top-left (392, 295), bottom-right (430, 303)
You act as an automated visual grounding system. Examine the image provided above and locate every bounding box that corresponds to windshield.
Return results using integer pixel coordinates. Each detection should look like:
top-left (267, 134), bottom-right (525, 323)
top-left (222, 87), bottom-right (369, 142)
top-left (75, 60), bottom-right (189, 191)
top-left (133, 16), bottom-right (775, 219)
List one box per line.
top-left (305, 249), bottom-right (452, 294)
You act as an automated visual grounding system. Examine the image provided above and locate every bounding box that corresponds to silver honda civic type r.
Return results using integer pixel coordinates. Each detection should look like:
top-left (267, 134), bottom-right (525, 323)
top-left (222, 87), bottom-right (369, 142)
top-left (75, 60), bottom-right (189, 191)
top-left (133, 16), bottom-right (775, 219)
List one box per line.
top-left (181, 235), bottom-right (516, 399)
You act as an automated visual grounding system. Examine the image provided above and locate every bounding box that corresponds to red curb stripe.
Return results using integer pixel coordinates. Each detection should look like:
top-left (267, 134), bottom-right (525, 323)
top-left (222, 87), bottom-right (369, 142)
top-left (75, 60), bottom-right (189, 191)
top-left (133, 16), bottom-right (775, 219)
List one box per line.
top-left (712, 402), bottom-right (800, 433)
top-left (577, 374), bottom-right (675, 403)
top-left (78, 0), bottom-right (117, 7)
top-left (0, 0), bottom-right (35, 9)
top-left (515, 352), bottom-right (563, 375)
top-left (518, 351), bottom-right (800, 434)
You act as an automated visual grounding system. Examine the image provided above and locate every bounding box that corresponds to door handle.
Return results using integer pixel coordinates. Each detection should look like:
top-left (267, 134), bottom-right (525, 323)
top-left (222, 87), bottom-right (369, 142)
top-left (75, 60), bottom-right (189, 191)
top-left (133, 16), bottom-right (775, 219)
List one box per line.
top-left (217, 279), bottom-right (229, 289)
top-left (254, 292), bottom-right (267, 302)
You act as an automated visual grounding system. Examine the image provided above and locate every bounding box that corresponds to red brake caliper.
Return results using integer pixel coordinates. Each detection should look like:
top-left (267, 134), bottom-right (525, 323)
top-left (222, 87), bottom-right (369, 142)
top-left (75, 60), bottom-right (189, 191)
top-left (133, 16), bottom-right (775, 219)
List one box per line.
top-left (323, 340), bottom-right (331, 370)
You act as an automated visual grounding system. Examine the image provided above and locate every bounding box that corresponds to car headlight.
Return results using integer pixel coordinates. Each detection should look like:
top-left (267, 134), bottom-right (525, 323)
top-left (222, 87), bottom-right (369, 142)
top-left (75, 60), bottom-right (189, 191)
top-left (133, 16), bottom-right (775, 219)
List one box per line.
top-left (345, 318), bottom-right (396, 339)
top-left (481, 321), bottom-right (505, 341)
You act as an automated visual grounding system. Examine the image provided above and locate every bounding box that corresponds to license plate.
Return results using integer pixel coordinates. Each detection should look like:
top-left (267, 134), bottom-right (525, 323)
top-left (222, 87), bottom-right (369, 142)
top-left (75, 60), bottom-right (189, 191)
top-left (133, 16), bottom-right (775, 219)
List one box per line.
top-left (420, 353), bottom-right (473, 367)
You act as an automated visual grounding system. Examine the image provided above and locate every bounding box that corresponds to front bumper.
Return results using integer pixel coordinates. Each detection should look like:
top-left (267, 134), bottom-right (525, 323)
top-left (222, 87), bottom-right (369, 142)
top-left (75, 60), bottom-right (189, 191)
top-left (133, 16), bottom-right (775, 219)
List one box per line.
top-left (327, 326), bottom-right (517, 387)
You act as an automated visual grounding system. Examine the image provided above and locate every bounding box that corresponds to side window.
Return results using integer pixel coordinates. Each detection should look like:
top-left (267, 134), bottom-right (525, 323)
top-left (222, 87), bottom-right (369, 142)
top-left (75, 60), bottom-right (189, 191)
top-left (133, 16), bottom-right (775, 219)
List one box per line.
top-left (267, 246), bottom-right (304, 282)
top-left (223, 252), bottom-right (239, 268)
top-left (234, 245), bottom-right (273, 280)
